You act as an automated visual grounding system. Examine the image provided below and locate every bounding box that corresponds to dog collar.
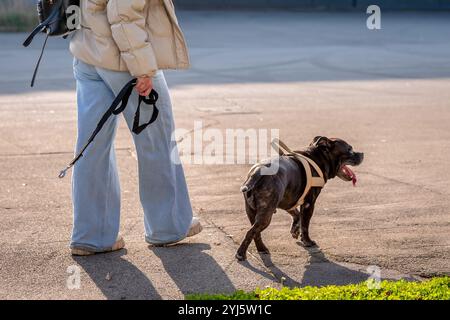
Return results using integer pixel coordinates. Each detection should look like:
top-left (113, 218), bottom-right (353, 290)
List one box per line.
top-left (271, 138), bottom-right (325, 210)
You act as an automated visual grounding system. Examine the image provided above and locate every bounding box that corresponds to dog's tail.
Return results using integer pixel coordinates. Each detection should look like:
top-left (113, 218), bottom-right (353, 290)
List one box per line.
top-left (240, 185), bottom-right (250, 192)
top-left (240, 167), bottom-right (263, 193)
top-left (241, 165), bottom-right (265, 211)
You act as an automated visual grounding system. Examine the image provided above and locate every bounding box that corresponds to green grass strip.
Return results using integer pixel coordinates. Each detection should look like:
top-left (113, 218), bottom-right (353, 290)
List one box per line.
top-left (187, 277), bottom-right (449, 300)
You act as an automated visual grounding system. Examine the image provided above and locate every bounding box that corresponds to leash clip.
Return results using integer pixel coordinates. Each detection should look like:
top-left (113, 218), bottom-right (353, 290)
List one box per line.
top-left (58, 166), bottom-right (71, 179)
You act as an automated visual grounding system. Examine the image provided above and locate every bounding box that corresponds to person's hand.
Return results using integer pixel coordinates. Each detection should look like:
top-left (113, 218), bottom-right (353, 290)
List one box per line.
top-left (136, 76), bottom-right (153, 97)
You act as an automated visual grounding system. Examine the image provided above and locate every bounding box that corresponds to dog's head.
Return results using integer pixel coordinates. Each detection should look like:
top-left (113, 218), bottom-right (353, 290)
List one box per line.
top-left (309, 136), bottom-right (364, 185)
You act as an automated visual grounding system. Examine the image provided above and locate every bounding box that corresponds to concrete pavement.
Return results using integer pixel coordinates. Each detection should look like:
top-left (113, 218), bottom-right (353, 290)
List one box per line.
top-left (0, 11), bottom-right (449, 299)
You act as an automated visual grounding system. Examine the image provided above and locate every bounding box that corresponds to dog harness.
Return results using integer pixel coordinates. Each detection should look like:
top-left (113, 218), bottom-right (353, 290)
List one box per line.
top-left (271, 138), bottom-right (325, 211)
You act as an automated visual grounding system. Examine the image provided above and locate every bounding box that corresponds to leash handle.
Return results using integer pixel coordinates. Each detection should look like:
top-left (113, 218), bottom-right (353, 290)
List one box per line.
top-left (132, 91), bottom-right (159, 134)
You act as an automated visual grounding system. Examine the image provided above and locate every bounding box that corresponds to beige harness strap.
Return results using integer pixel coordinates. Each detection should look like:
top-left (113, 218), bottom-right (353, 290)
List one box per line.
top-left (271, 138), bottom-right (325, 210)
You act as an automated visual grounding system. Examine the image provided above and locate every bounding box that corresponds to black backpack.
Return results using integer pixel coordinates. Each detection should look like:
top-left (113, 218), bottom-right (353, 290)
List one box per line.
top-left (23, 0), bottom-right (80, 87)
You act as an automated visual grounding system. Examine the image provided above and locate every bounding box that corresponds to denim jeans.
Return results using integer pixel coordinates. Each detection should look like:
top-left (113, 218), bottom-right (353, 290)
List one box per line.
top-left (71, 58), bottom-right (193, 250)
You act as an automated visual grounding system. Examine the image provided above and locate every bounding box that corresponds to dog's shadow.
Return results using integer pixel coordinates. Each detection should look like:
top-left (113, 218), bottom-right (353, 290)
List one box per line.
top-left (73, 249), bottom-right (162, 300)
top-left (237, 251), bottom-right (302, 287)
top-left (238, 244), bottom-right (387, 288)
top-left (299, 245), bottom-right (370, 287)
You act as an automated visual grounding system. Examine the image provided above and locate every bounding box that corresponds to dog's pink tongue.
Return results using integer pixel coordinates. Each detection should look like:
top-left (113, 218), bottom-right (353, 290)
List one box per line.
top-left (343, 165), bottom-right (357, 186)
top-left (351, 171), bottom-right (357, 187)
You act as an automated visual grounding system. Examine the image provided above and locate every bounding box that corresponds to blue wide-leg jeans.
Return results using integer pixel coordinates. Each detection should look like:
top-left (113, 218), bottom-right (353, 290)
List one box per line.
top-left (70, 58), bottom-right (193, 251)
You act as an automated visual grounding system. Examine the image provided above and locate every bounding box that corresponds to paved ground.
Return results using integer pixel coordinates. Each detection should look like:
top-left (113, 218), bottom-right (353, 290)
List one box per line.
top-left (0, 11), bottom-right (449, 299)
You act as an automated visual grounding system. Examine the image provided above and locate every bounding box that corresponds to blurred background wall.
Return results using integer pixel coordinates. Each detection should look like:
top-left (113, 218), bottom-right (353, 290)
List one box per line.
top-left (173, 0), bottom-right (450, 10)
top-left (1, 0), bottom-right (450, 32)
top-left (6, 0), bottom-right (450, 10)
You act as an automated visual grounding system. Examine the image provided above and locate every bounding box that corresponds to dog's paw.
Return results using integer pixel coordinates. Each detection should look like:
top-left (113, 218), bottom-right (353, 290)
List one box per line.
top-left (256, 243), bottom-right (270, 254)
top-left (257, 249), bottom-right (270, 255)
top-left (235, 252), bottom-right (247, 261)
top-left (291, 230), bottom-right (300, 239)
top-left (300, 239), bottom-right (317, 247)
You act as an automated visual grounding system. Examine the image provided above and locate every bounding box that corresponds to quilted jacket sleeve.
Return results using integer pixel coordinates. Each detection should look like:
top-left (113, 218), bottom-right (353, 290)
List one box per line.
top-left (107, 0), bottom-right (157, 77)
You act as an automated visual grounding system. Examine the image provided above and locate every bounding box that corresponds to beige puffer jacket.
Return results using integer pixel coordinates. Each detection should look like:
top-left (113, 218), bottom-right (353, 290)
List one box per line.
top-left (70, 0), bottom-right (190, 77)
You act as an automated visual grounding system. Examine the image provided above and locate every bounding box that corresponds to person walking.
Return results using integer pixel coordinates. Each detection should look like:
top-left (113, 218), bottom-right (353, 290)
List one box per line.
top-left (69, 0), bottom-right (202, 255)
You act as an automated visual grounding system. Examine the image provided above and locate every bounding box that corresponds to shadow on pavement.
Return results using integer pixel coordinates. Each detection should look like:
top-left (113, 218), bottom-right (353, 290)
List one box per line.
top-left (151, 243), bottom-right (236, 296)
top-left (300, 245), bottom-right (417, 286)
top-left (238, 245), bottom-right (389, 288)
top-left (236, 252), bottom-right (302, 288)
top-left (300, 245), bottom-right (370, 287)
top-left (257, 253), bottom-right (302, 287)
top-left (73, 249), bottom-right (162, 300)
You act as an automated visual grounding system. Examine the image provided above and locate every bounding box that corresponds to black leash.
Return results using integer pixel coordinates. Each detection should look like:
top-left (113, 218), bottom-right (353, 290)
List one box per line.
top-left (58, 79), bottom-right (159, 178)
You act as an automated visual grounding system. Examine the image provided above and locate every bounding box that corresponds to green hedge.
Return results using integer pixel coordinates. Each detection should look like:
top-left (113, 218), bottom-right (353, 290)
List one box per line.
top-left (187, 277), bottom-right (449, 300)
top-left (0, 13), bottom-right (38, 32)
top-left (0, 0), bottom-right (38, 32)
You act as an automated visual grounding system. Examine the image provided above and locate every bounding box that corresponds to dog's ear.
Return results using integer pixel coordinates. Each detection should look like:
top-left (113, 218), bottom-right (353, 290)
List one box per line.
top-left (311, 136), bottom-right (323, 145)
top-left (311, 136), bottom-right (334, 149)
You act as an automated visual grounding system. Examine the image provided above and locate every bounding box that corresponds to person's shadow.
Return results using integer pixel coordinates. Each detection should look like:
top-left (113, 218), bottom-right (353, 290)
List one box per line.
top-left (73, 249), bottom-right (162, 300)
top-left (151, 243), bottom-right (236, 296)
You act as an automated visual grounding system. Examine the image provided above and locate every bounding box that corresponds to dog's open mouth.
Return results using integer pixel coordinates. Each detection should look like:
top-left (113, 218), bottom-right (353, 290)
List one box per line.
top-left (338, 165), bottom-right (357, 186)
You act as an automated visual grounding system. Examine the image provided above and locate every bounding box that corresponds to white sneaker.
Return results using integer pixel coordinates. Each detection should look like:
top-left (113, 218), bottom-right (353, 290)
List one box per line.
top-left (187, 217), bottom-right (203, 237)
top-left (71, 236), bottom-right (125, 256)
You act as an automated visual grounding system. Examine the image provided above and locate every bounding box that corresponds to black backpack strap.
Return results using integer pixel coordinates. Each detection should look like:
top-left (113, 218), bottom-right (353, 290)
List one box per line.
top-left (58, 79), bottom-right (159, 178)
top-left (23, 2), bottom-right (63, 87)
top-left (29, 32), bottom-right (50, 87)
top-left (23, 2), bottom-right (61, 47)
top-left (23, 24), bottom-right (46, 48)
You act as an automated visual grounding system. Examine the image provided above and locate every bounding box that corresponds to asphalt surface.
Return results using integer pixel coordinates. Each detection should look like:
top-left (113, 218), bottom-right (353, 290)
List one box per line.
top-left (0, 11), bottom-right (449, 299)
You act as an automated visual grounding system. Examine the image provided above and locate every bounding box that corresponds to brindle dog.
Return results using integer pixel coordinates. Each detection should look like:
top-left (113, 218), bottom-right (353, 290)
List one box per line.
top-left (236, 136), bottom-right (364, 261)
